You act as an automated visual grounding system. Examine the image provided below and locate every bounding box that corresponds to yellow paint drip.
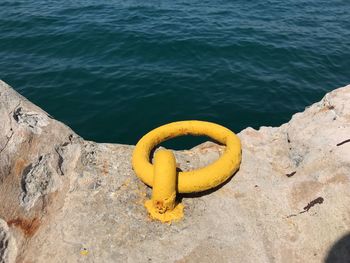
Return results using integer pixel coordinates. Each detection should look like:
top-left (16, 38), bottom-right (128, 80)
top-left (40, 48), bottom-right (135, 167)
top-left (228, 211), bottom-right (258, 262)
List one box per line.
top-left (132, 120), bottom-right (241, 223)
top-left (80, 248), bottom-right (89, 256)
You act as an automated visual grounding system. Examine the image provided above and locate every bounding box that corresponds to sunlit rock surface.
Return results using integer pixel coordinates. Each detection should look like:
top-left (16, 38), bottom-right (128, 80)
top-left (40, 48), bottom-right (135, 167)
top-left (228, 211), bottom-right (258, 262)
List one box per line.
top-left (0, 79), bottom-right (349, 262)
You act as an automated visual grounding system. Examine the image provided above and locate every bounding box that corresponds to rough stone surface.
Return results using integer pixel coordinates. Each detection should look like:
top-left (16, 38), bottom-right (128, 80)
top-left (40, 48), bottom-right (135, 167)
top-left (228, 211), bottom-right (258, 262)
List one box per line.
top-left (0, 219), bottom-right (17, 263)
top-left (20, 154), bottom-right (61, 211)
top-left (0, 79), bottom-right (350, 262)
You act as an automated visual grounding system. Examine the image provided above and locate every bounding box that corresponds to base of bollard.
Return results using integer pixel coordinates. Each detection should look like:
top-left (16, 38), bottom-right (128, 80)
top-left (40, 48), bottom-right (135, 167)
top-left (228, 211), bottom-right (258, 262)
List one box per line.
top-left (145, 200), bottom-right (184, 223)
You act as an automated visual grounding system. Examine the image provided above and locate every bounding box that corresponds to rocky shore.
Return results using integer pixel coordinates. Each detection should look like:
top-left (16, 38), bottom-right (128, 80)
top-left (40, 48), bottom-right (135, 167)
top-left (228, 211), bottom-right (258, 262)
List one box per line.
top-left (0, 79), bottom-right (349, 262)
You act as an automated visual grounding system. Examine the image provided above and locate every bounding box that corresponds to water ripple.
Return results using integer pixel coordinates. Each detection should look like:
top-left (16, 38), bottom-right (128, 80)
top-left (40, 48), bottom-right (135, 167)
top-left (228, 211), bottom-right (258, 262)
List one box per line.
top-left (0, 0), bottom-right (349, 148)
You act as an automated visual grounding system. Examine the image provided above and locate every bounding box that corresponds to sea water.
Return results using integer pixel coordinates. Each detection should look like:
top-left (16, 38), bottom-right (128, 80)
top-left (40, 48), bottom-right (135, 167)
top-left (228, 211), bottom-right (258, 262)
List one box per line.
top-left (1, 0), bottom-right (349, 148)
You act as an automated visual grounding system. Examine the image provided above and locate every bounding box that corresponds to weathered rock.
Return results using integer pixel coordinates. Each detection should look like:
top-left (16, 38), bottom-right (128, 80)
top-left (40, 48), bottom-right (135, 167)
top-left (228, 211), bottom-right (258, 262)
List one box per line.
top-left (0, 80), bottom-right (82, 262)
top-left (20, 154), bottom-right (61, 211)
top-left (0, 79), bottom-right (350, 262)
top-left (0, 218), bottom-right (17, 263)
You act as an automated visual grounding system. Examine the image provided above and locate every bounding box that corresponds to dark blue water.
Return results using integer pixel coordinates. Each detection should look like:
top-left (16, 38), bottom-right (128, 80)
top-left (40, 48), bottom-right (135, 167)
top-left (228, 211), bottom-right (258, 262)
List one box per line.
top-left (1, 0), bottom-right (349, 148)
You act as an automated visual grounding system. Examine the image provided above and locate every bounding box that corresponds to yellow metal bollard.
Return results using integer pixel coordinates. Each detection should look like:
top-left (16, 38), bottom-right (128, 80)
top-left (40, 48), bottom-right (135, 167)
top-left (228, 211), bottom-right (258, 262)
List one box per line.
top-left (132, 120), bottom-right (241, 223)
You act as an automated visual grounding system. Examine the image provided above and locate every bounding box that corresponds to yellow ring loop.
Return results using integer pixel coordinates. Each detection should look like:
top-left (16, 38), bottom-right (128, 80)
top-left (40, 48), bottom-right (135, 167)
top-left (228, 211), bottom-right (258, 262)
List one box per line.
top-left (132, 120), bottom-right (242, 193)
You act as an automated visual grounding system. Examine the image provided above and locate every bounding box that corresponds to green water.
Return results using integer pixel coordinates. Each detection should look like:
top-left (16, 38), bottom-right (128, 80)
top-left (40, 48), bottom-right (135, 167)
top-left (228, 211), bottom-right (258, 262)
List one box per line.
top-left (1, 0), bottom-right (349, 149)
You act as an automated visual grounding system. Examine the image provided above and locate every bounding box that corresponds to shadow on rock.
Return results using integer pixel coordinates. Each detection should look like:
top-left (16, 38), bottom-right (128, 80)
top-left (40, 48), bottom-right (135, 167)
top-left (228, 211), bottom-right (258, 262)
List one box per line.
top-left (325, 233), bottom-right (350, 263)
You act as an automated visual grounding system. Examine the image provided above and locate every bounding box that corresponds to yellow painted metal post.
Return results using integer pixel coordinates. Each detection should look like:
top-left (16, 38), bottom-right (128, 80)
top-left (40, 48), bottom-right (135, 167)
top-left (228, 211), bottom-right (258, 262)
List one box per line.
top-left (152, 150), bottom-right (176, 212)
top-left (144, 149), bottom-right (184, 222)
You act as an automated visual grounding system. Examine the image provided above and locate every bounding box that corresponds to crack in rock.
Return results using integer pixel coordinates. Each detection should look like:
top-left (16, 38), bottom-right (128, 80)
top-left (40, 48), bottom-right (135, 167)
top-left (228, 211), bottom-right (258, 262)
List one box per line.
top-left (0, 130), bottom-right (13, 154)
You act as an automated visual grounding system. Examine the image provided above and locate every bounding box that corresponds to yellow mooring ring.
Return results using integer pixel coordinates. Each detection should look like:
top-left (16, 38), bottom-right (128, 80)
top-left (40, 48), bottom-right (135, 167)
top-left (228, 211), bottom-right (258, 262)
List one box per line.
top-left (132, 120), bottom-right (242, 193)
top-left (133, 120), bottom-right (241, 222)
